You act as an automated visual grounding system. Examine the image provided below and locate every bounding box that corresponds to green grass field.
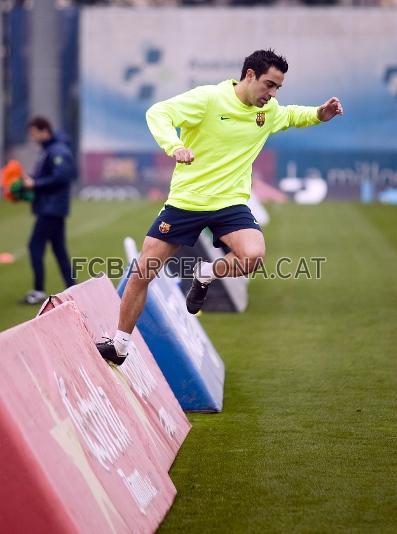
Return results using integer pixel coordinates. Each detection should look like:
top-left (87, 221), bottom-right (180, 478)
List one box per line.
top-left (1, 199), bottom-right (397, 532)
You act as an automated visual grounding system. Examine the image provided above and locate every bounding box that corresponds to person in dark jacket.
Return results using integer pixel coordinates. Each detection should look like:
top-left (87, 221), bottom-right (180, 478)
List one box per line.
top-left (22, 116), bottom-right (76, 304)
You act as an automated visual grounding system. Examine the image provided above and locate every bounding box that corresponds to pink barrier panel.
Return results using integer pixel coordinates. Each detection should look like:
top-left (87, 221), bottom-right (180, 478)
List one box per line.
top-left (39, 275), bottom-right (191, 470)
top-left (0, 302), bottom-right (175, 533)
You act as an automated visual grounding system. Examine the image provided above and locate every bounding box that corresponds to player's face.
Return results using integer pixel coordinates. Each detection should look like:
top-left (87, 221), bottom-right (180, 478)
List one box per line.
top-left (247, 67), bottom-right (284, 108)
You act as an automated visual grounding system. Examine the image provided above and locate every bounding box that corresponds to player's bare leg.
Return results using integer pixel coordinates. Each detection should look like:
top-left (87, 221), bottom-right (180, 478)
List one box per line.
top-left (214, 228), bottom-right (265, 277)
top-left (186, 228), bottom-right (265, 314)
top-left (119, 237), bottom-right (180, 332)
top-left (97, 236), bottom-right (180, 365)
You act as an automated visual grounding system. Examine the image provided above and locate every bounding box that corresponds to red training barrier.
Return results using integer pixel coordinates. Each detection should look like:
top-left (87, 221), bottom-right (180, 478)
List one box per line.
top-left (0, 302), bottom-right (176, 533)
top-left (39, 274), bottom-right (191, 470)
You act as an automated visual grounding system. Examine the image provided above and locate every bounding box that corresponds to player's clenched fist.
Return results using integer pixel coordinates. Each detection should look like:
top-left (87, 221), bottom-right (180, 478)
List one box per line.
top-left (173, 147), bottom-right (195, 165)
top-left (317, 97), bottom-right (344, 122)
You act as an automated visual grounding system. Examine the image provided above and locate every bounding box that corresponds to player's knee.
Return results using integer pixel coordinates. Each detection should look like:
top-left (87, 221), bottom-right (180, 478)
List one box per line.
top-left (235, 244), bottom-right (265, 273)
top-left (246, 253), bottom-right (265, 273)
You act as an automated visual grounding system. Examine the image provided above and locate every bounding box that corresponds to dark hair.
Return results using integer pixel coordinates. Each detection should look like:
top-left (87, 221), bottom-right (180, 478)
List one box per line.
top-left (27, 116), bottom-right (53, 135)
top-left (240, 49), bottom-right (288, 81)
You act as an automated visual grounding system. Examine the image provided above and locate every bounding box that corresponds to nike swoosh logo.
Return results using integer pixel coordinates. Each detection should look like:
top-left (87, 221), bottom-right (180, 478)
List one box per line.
top-left (220, 116), bottom-right (230, 120)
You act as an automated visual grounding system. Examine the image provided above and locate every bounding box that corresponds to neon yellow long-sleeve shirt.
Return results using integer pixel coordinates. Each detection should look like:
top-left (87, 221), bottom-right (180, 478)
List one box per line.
top-left (146, 79), bottom-right (321, 211)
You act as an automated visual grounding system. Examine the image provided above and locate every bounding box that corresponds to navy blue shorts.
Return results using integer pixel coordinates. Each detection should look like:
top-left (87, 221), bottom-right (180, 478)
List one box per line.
top-left (146, 203), bottom-right (262, 248)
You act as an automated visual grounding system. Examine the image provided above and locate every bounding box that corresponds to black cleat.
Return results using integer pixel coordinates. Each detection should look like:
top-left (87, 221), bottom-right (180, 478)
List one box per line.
top-left (96, 338), bottom-right (127, 366)
top-left (186, 278), bottom-right (209, 314)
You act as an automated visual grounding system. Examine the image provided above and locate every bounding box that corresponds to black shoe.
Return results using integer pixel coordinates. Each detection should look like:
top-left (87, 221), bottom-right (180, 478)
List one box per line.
top-left (186, 278), bottom-right (209, 314)
top-left (96, 338), bottom-right (127, 366)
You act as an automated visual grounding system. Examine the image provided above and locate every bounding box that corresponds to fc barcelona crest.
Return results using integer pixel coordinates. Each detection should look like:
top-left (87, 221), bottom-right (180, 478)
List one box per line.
top-left (159, 221), bottom-right (171, 234)
top-left (256, 112), bottom-right (265, 127)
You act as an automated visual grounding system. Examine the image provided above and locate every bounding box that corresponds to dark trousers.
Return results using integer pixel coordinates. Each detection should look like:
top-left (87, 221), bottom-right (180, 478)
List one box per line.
top-left (28, 215), bottom-right (74, 292)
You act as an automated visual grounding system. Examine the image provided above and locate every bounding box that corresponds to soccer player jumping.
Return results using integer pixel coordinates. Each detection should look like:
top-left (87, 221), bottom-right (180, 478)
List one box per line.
top-left (97, 49), bottom-right (343, 365)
